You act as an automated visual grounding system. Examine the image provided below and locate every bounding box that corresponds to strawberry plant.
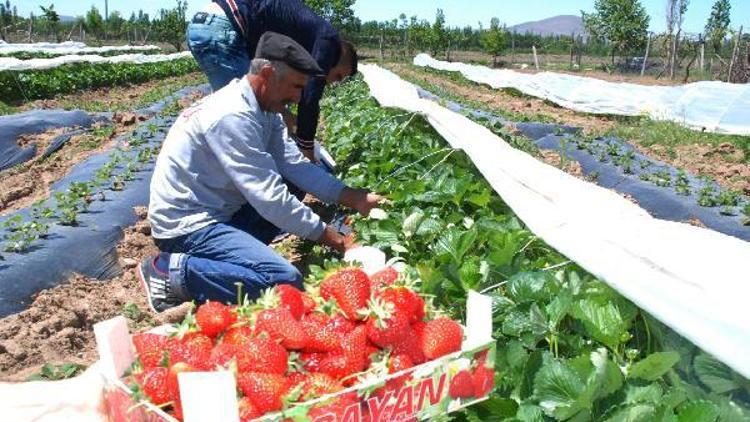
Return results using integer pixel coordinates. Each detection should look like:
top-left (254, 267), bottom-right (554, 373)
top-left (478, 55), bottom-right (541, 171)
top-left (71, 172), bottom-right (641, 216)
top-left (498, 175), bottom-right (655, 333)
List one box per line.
top-left (315, 79), bottom-right (750, 420)
top-left (54, 191), bottom-right (80, 226)
top-left (0, 57), bottom-right (198, 102)
top-left (674, 170), bottom-right (691, 195)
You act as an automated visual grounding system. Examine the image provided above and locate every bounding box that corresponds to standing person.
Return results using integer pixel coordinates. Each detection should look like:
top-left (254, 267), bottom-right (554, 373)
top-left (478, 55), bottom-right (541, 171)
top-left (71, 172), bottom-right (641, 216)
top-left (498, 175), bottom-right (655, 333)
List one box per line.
top-left (186, 0), bottom-right (357, 162)
top-left (138, 32), bottom-right (380, 312)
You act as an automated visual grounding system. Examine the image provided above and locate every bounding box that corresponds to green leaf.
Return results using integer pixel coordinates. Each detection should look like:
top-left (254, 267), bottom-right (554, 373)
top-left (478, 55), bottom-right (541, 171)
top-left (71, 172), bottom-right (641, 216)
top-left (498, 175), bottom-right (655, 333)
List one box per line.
top-left (677, 401), bottom-right (718, 422)
top-left (520, 350), bottom-right (544, 399)
top-left (628, 352), bottom-right (680, 381)
top-left (507, 271), bottom-right (554, 303)
top-left (693, 353), bottom-right (742, 394)
top-left (604, 404), bottom-right (657, 422)
top-left (506, 340), bottom-right (528, 370)
top-left (415, 217), bottom-right (442, 236)
top-left (546, 288), bottom-right (572, 328)
top-left (625, 384), bottom-right (663, 405)
top-left (534, 359), bottom-right (585, 420)
top-left (476, 396), bottom-right (519, 418)
top-left (402, 210), bottom-right (424, 238)
top-left (571, 298), bottom-right (627, 349)
top-left (515, 403), bottom-right (545, 422)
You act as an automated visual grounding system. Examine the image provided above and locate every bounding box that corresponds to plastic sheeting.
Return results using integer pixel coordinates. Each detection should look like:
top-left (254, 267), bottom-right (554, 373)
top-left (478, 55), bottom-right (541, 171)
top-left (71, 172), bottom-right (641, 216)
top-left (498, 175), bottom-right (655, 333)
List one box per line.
top-left (415, 86), bottom-right (750, 241)
top-left (0, 110), bottom-right (107, 171)
top-left (0, 84), bottom-right (211, 317)
top-left (0, 51), bottom-right (192, 72)
top-left (414, 54), bottom-right (750, 136)
top-left (0, 41), bottom-right (160, 55)
top-left (360, 64), bottom-right (750, 378)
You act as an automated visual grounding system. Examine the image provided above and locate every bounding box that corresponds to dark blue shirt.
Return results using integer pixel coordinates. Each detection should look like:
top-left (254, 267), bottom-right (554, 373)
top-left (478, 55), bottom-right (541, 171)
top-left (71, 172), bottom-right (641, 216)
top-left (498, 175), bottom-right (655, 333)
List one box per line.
top-left (214, 0), bottom-right (341, 144)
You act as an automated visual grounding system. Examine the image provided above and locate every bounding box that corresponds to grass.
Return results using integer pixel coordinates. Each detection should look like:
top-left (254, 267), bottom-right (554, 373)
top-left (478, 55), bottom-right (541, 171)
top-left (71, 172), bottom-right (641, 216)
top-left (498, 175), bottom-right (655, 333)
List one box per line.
top-left (390, 64), bottom-right (555, 124)
top-left (397, 62), bottom-right (750, 164)
top-left (27, 362), bottom-right (86, 381)
top-left (608, 118), bottom-right (750, 162)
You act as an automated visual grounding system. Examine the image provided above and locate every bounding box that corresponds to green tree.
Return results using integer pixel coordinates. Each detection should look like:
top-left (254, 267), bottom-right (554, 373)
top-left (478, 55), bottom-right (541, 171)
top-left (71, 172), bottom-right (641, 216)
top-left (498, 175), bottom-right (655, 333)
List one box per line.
top-left (39, 4), bottom-right (60, 42)
top-left (428, 9), bottom-right (448, 56)
top-left (0, 1), bottom-right (14, 41)
top-left (480, 17), bottom-right (507, 67)
top-left (85, 6), bottom-right (104, 42)
top-left (107, 11), bottom-right (125, 40)
top-left (303, 0), bottom-right (355, 30)
top-left (582, 0), bottom-right (650, 65)
top-left (704, 0), bottom-right (731, 54)
top-left (154, 0), bottom-right (188, 52)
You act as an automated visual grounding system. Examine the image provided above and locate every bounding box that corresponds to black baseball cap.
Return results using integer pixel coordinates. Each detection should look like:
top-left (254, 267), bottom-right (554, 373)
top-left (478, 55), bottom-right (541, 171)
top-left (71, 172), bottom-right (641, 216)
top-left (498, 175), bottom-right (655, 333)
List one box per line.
top-left (255, 31), bottom-right (325, 77)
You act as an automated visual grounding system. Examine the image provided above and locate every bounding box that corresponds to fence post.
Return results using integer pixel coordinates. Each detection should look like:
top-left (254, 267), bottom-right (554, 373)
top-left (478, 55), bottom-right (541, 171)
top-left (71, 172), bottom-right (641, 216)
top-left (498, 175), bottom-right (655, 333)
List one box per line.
top-left (379, 31), bottom-right (384, 62)
top-left (532, 45), bottom-right (540, 70)
top-left (641, 32), bottom-right (652, 76)
top-left (511, 33), bottom-right (515, 66)
top-left (728, 26), bottom-right (743, 83)
top-left (700, 41), bottom-right (705, 71)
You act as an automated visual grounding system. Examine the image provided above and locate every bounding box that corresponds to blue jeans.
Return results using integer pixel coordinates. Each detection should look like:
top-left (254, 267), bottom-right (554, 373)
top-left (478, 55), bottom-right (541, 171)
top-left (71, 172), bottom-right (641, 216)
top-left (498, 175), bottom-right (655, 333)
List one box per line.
top-left (155, 204), bottom-right (303, 305)
top-left (187, 13), bottom-right (249, 91)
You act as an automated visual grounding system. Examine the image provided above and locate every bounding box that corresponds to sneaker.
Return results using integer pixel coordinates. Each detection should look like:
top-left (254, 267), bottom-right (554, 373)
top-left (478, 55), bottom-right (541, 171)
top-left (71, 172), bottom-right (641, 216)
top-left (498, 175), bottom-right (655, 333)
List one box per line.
top-left (137, 256), bottom-right (183, 313)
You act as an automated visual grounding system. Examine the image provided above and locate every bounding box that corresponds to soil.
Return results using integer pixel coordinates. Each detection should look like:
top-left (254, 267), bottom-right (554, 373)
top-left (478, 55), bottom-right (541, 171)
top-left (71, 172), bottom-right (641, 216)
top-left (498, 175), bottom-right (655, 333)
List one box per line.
top-left (640, 142), bottom-right (750, 196)
top-left (0, 88), bottom-right (207, 216)
top-left (0, 197), bottom-right (326, 381)
top-left (0, 207), bottom-right (159, 381)
top-left (387, 63), bottom-right (750, 196)
top-left (385, 63), bottom-right (618, 135)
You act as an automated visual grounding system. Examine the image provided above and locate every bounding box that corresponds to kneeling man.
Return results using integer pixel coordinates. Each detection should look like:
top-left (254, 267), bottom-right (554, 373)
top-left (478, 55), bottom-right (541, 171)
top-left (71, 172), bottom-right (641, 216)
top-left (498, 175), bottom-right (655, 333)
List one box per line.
top-left (139, 32), bottom-right (380, 311)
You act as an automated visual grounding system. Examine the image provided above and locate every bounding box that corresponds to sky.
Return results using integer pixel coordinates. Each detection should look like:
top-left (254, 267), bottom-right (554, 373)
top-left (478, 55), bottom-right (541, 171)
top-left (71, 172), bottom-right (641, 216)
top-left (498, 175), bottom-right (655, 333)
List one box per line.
top-left (8, 0), bottom-right (750, 34)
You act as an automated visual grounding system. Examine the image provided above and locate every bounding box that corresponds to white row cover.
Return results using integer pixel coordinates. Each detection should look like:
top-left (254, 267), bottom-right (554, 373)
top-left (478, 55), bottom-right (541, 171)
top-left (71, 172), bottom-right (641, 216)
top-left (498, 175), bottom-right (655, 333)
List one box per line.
top-left (414, 54), bottom-right (750, 137)
top-left (0, 51), bottom-right (193, 72)
top-left (0, 41), bottom-right (160, 55)
top-left (361, 63), bottom-right (750, 378)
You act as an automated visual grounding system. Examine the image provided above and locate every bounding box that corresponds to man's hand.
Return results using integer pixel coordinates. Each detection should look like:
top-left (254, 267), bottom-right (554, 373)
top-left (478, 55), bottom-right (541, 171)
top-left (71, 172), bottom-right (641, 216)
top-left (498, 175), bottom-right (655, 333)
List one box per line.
top-left (318, 226), bottom-right (357, 253)
top-left (338, 187), bottom-right (385, 217)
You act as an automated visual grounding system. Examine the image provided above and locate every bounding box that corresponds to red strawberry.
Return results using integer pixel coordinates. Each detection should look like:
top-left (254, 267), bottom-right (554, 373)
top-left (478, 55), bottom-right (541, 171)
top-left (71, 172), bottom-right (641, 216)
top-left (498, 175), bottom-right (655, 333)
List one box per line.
top-left (287, 371), bottom-right (307, 390)
top-left (300, 373), bottom-right (344, 399)
top-left (301, 313), bottom-right (341, 353)
top-left (132, 333), bottom-right (169, 368)
top-left (319, 325), bottom-right (368, 381)
top-left (238, 396), bottom-right (262, 422)
top-left (301, 293), bottom-right (317, 314)
top-left (369, 267), bottom-right (399, 291)
top-left (240, 335), bottom-right (289, 375)
top-left (320, 267), bottom-right (371, 320)
top-left (474, 349), bottom-right (489, 365)
top-left (365, 306), bottom-right (410, 348)
top-left (195, 301), bottom-right (233, 338)
top-left (275, 284), bottom-right (305, 320)
top-left (392, 325), bottom-right (426, 365)
top-left (236, 372), bottom-right (289, 414)
top-left (472, 365), bottom-right (495, 397)
top-left (209, 342), bottom-right (242, 368)
top-left (448, 370), bottom-right (475, 399)
top-left (255, 307), bottom-right (307, 350)
top-left (380, 287), bottom-right (424, 323)
top-left (421, 318), bottom-right (463, 360)
top-left (300, 352), bottom-right (327, 373)
top-left (168, 333), bottom-right (213, 370)
top-left (389, 354), bottom-right (414, 374)
top-left (221, 325), bottom-right (254, 347)
top-left (141, 367), bottom-right (171, 405)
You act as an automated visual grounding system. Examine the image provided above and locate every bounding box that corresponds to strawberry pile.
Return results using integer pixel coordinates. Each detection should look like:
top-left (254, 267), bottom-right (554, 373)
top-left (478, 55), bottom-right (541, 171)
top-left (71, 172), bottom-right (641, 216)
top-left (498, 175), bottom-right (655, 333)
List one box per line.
top-left (126, 266), bottom-right (466, 421)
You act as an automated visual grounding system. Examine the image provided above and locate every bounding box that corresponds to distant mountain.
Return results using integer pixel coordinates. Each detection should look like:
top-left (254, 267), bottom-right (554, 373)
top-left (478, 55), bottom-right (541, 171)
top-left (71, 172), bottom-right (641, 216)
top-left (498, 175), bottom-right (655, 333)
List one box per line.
top-left (60, 15), bottom-right (77, 23)
top-left (509, 15), bottom-right (584, 36)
